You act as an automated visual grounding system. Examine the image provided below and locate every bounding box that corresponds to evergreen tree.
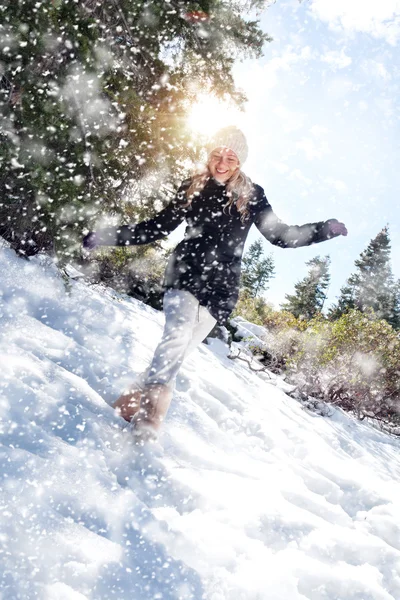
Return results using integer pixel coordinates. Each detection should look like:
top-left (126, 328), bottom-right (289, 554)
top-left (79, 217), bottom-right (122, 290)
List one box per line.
top-left (329, 227), bottom-right (400, 329)
top-left (0, 0), bottom-right (271, 257)
top-left (328, 280), bottom-right (357, 321)
top-left (281, 255), bottom-right (331, 320)
top-left (393, 280), bottom-right (400, 329)
top-left (240, 239), bottom-right (275, 297)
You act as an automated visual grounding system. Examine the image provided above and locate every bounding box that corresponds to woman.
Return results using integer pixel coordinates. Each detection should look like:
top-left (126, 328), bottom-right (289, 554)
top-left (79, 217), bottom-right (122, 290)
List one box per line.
top-left (83, 126), bottom-right (347, 441)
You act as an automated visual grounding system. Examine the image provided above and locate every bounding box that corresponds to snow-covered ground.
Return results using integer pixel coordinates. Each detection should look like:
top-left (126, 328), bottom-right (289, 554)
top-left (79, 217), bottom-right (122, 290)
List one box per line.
top-left (1, 245), bottom-right (400, 600)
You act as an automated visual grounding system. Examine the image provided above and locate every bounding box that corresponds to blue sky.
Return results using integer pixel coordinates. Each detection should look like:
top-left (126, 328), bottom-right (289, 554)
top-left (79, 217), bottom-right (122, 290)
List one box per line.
top-left (227, 0), bottom-right (400, 308)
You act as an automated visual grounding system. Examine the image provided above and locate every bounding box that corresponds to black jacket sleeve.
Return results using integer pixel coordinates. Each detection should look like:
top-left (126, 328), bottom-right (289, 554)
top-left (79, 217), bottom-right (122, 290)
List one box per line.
top-left (253, 188), bottom-right (338, 248)
top-left (96, 183), bottom-right (189, 247)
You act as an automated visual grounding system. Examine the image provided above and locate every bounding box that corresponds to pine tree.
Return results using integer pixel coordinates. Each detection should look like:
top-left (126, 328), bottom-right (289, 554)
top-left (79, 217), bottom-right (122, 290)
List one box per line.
top-left (240, 239), bottom-right (275, 297)
top-left (328, 280), bottom-right (357, 320)
top-left (329, 227), bottom-right (400, 329)
top-left (281, 255), bottom-right (331, 320)
top-left (0, 0), bottom-right (271, 257)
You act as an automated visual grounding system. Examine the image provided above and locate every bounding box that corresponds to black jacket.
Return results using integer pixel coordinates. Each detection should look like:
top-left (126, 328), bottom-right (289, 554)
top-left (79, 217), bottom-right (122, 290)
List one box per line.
top-left (96, 178), bottom-right (340, 323)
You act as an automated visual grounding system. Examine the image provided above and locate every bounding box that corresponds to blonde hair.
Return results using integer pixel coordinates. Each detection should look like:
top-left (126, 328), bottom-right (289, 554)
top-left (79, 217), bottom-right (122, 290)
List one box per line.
top-left (185, 162), bottom-right (254, 222)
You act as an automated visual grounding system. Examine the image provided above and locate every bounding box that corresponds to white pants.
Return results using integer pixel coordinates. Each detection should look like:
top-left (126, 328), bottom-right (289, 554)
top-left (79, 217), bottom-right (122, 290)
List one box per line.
top-left (142, 289), bottom-right (217, 389)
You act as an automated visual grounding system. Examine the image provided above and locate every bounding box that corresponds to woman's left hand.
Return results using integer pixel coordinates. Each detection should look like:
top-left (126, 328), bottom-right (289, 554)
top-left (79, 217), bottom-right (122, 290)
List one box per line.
top-left (83, 231), bottom-right (98, 250)
top-left (326, 219), bottom-right (348, 237)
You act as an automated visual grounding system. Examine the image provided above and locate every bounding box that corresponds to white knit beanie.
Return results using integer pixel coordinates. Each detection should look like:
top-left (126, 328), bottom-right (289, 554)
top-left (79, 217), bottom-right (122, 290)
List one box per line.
top-left (207, 126), bottom-right (248, 165)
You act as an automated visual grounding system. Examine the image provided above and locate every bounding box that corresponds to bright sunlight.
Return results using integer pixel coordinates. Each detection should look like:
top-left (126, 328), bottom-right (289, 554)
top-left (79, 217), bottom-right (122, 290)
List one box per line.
top-left (186, 94), bottom-right (243, 137)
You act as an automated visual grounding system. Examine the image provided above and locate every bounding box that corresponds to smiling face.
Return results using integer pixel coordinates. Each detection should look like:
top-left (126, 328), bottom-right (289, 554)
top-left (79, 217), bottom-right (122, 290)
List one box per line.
top-left (208, 146), bottom-right (240, 183)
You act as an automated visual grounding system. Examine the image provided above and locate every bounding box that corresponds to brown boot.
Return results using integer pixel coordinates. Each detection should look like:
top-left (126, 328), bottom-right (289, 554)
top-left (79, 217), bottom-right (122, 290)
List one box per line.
top-left (113, 387), bottom-right (143, 423)
top-left (132, 384), bottom-right (173, 437)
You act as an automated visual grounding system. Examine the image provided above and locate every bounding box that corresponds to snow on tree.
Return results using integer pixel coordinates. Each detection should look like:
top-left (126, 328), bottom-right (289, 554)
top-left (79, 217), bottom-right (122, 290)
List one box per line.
top-left (329, 227), bottom-right (400, 329)
top-left (0, 0), bottom-right (271, 257)
top-left (281, 255), bottom-right (331, 320)
top-left (240, 238), bottom-right (275, 297)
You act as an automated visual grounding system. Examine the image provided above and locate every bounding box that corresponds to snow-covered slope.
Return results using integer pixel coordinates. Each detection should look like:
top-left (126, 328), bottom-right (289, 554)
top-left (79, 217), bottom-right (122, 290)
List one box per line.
top-left (1, 245), bottom-right (400, 600)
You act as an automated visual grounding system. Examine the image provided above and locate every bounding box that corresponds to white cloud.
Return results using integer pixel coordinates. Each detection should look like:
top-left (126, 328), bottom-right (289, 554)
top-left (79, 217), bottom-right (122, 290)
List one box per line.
top-left (324, 177), bottom-right (349, 193)
top-left (289, 169), bottom-right (313, 185)
top-left (309, 0), bottom-right (400, 45)
top-left (310, 125), bottom-right (329, 137)
top-left (267, 159), bottom-right (290, 175)
top-left (235, 46), bottom-right (314, 97)
top-left (325, 76), bottom-right (354, 99)
top-left (321, 48), bottom-right (352, 69)
top-left (296, 137), bottom-right (331, 160)
top-left (362, 59), bottom-right (392, 80)
top-left (273, 106), bottom-right (304, 132)
top-left (375, 96), bottom-right (395, 118)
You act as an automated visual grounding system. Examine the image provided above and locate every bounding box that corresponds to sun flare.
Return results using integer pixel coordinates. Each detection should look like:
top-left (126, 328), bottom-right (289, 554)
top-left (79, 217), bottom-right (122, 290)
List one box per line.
top-left (187, 94), bottom-right (242, 137)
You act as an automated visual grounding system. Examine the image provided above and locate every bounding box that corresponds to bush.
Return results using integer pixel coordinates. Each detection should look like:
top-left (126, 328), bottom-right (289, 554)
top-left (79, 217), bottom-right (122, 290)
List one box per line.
top-left (232, 290), bottom-right (270, 326)
top-left (231, 293), bottom-right (307, 373)
top-left (85, 245), bottom-right (168, 310)
top-left (286, 310), bottom-right (400, 427)
top-left (232, 301), bottom-right (400, 429)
